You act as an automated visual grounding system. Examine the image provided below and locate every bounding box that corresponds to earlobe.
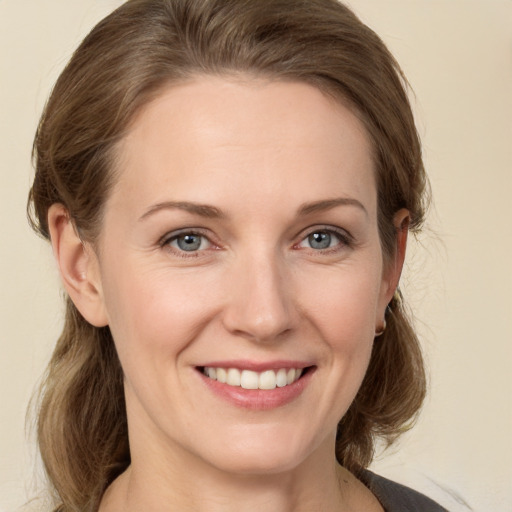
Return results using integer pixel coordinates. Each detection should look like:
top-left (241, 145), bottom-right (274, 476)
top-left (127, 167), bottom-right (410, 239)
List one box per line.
top-left (48, 204), bottom-right (108, 327)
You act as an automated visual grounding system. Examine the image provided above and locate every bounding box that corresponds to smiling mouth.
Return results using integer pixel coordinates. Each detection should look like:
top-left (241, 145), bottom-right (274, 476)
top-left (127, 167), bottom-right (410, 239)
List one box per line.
top-left (199, 366), bottom-right (312, 390)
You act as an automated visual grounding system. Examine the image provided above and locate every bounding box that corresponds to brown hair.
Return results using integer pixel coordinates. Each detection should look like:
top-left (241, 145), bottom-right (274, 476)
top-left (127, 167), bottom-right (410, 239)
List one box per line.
top-left (28, 0), bottom-right (428, 510)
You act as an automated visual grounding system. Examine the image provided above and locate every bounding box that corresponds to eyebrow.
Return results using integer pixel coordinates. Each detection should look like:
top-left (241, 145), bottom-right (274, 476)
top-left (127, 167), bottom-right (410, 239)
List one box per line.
top-left (298, 197), bottom-right (368, 217)
top-left (139, 201), bottom-right (225, 221)
top-left (139, 196), bottom-right (367, 222)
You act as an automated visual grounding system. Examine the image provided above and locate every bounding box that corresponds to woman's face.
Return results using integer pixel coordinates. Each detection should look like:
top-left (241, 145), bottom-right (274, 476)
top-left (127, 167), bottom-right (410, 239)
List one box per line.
top-left (90, 77), bottom-right (400, 475)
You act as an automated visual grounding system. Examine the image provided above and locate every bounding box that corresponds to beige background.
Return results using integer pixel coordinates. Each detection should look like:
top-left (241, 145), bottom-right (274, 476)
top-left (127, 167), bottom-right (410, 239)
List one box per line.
top-left (1, 1), bottom-right (510, 511)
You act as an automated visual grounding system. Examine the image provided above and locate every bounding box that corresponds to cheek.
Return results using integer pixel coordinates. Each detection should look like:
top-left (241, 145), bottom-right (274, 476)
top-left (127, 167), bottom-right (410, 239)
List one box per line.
top-left (290, 262), bottom-right (383, 430)
top-left (296, 261), bottom-right (382, 348)
top-left (100, 264), bottom-right (221, 369)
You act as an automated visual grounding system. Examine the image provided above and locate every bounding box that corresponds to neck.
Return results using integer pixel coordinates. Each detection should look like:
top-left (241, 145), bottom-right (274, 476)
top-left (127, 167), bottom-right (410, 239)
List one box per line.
top-left (100, 439), bottom-right (373, 512)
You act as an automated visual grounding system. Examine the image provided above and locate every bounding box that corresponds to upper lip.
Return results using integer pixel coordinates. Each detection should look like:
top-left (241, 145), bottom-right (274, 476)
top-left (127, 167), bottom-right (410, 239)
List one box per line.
top-left (197, 360), bottom-right (314, 372)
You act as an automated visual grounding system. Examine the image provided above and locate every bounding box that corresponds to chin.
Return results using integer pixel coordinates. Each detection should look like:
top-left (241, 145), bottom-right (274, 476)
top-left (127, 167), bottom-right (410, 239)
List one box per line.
top-left (206, 449), bottom-right (306, 477)
top-left (190, 425), bottom-right (325, 477)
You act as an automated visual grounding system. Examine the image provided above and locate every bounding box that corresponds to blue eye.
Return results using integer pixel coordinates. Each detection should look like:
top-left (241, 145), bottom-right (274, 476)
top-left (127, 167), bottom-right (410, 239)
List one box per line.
top-left (307, 231), bottom-right (333, 249)
top-left (168, 233), bottom-right (211, 252)
top-left (298, 229), bottom-right (348, 251)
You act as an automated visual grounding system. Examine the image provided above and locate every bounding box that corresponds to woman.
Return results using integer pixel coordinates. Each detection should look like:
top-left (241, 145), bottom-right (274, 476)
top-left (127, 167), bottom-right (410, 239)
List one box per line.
top-left (28, 0), bottom-right (445, 510)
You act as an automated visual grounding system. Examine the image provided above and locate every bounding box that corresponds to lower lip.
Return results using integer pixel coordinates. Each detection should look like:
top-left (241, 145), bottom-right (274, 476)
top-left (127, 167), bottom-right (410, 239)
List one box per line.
top-left (198, 368), bottom-right (315, 410)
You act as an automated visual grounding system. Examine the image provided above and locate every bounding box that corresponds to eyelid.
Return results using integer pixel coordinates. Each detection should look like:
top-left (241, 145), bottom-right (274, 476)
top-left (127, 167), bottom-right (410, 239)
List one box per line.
top-left (160, 228), bottom-right (198, 244)
top-left (159, 228), bottom-right (219, 256)
top-left (157, 225), bottom-right (354, 257)
top-left (294, 225), bottom-right (354, 250)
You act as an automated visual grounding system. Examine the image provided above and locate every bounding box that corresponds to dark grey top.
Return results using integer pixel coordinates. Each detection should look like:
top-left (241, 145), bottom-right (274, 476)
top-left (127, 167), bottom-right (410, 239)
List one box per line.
top-left (360, 470), bottom-right (449, 512)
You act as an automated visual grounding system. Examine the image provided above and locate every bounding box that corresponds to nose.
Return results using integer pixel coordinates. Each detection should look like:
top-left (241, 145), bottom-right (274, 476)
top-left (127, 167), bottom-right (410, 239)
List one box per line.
top-left (221, 251), bottom-right (297, 343)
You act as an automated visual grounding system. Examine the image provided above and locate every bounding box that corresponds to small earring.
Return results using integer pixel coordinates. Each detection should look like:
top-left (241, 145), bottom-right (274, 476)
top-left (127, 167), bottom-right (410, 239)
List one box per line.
top-left (374, 318), bottom-right (387, 337)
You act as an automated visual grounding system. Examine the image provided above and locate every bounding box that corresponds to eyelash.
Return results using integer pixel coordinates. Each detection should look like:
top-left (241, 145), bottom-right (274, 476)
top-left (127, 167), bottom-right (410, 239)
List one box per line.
top-left (159, 229), bottom-right (216, 259)
top-left (159, 226), bottom-right (353, 258)
top-left (295, 226), bottom-right (353, 253)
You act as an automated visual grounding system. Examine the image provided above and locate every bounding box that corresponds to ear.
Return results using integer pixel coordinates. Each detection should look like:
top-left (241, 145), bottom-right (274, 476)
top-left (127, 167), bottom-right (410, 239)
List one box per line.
top-left (48, 204), bottom-right (108, 327)
top-left (378, 208), bottom-right (410, 309)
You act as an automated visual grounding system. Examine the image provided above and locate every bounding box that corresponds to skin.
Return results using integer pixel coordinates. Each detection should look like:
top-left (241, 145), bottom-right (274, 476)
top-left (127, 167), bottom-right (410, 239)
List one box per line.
top-left (49, 76), bottom-right (408, 512)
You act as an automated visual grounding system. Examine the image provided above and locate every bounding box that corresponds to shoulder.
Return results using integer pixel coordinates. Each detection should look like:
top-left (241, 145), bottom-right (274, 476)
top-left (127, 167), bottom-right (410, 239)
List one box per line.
top-left (359, 470), bottom-right (449, 512)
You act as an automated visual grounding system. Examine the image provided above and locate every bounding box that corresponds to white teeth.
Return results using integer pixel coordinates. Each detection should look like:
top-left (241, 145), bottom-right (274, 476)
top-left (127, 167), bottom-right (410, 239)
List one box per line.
top-left (259, 370), bottom-right (277, 390)
top-left (276, 368), bottom-right (288, 388)
top-left (226, 368), bottom-right (241, 386)
top-left (216, 367), bottom-right (227, 383)
top-left (240, 370), bottom-right (259, 389)
top-left (203, 366), bottom-right (305, 389)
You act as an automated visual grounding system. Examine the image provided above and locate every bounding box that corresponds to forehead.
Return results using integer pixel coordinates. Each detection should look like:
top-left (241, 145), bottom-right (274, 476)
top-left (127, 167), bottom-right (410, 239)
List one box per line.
top-left (122, 75), bottom-right (371, 158)
top-left (110, 76), bottom-right (376, 218)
